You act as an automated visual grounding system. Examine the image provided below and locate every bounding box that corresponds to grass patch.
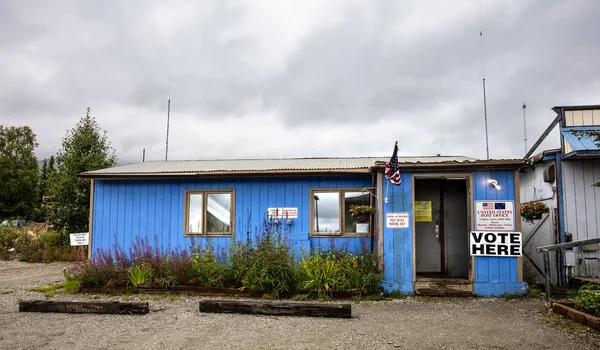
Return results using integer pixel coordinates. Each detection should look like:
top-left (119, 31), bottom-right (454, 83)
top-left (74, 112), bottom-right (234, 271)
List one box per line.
top-left (384, 291), bottom-right (407, 300)
top-left (527, 286), bottom-right (544, 299)
top-left (0, 290), bottom-right (14, 295)
top-left (30, 279), bottom-right (80, 297)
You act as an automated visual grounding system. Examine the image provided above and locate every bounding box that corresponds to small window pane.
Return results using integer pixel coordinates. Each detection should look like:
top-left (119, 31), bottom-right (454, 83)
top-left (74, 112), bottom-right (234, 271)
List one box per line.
top-left (206, 193), bottom-right (231, 234)
top-left (313, 192), bottom-right (340, 233)
top-left (344, 191), bottom-right (371, 232)
top-left (188, 193), bottom-right (203, 234)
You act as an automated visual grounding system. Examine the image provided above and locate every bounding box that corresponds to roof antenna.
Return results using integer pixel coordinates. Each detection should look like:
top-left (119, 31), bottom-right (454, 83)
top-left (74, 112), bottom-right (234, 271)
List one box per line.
top-left (479, 0), bottom-right (490, 160)
top-left (165, 99), bottom-right (171, 161)
top-left (522, 103), bottom-right (528, 156)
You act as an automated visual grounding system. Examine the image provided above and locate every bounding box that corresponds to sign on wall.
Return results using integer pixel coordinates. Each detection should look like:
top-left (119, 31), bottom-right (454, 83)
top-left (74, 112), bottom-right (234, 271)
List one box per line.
top-left (475, 201), bottom-right (515, 231)
top-left (470, 231), bottom-right (521, 256)
top-left (69, 232), bottom-right (89, 246)
top-left (386, 213), bottom-right (409, 228)
top-left (414, 201), bottom-right (432, 222)
top-left (267, 207), bottom-right (298, 219)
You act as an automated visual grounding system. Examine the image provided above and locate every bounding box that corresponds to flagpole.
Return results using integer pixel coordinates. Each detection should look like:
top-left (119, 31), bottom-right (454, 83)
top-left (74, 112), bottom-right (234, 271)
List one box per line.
top-left (385, 180), bottom-right (389, 204)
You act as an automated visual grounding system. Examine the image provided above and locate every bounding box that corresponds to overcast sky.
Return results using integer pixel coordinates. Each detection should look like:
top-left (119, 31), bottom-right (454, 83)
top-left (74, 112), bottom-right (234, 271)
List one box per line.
top-left (2, 0), bottom-right (599, 164)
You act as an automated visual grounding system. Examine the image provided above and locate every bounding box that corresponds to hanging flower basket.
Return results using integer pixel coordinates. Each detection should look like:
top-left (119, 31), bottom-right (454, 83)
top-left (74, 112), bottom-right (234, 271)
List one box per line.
top-left (349, 204), bottom-right (375, 223)
top-left (521, 201), bottom-right (549, 224)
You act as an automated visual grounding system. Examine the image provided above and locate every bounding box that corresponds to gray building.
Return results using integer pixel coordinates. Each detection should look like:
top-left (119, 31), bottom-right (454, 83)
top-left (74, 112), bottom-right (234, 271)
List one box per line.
top-left (521, 105), bottom-right (600, 286)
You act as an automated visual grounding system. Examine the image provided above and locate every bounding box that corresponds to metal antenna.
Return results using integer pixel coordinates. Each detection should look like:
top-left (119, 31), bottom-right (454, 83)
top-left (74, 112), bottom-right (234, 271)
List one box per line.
top-left (165, 99), bottom-right (171, 161)
top-left (143, 148), bottom-right (146, 162)
top-left (522, 103), bottom-right (528, 155)
top-left (479, 0), bottom-right (490, 160)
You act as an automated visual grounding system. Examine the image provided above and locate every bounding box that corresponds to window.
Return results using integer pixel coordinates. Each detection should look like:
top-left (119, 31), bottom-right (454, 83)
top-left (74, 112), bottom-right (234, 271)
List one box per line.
top-left (184, 190), bottom-right (234, 236)
top-left (311, 189), bottom-right (372, 236)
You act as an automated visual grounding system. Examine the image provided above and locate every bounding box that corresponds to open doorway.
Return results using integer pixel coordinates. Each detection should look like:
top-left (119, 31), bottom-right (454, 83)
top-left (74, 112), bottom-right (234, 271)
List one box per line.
top-left (415, 178), bottom-right (470, 279)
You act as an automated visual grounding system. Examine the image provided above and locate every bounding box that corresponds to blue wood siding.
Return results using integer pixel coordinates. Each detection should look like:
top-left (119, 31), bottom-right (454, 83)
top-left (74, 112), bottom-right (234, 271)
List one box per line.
top-left (471, 170), bottom-right (525, 296)
top-left (91, 175), bottom-right (373, 259)
top-left (381, 169), bottom-right (526, 296)
top-left (381, 172), bottom-right (414, 294)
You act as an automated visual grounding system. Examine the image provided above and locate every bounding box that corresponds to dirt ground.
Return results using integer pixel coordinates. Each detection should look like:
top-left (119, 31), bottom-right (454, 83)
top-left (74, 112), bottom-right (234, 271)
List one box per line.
top-left (1, 260), bottom-right (599, 350)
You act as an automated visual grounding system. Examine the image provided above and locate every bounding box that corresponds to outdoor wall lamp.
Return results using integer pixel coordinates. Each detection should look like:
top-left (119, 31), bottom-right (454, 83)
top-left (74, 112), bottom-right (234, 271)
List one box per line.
top-left (488, 179), bottom-right (501, 190)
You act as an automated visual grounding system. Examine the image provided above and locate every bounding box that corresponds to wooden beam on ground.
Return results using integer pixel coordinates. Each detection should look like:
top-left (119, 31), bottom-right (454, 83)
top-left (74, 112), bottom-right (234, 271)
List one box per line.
top-left (199, 300), bottom-right (351, 318)
top-left (19, 300), bottom-right (149, 315)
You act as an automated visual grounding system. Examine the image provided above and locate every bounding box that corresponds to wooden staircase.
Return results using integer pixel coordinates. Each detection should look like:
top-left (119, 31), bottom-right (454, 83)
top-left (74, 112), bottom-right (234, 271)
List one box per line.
top-left (415, 277), bottom-right (476, 297)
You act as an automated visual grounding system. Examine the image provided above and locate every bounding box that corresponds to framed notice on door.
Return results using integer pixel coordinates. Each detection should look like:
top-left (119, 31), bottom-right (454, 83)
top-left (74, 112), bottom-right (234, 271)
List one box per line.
top-left (415, 201), bottom-right (432, 222)
top-left (474, 200), bottom-right (515, 231)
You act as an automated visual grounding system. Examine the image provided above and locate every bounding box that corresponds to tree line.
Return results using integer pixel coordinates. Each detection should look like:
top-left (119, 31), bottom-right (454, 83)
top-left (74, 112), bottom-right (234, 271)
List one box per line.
top-left (0, 108), bottom-right (117, 238)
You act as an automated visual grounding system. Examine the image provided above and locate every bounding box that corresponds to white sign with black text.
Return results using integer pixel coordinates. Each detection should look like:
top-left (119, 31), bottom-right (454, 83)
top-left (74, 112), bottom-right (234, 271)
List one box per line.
top-left (470, 231), bottom-right (521, 257)
top-left (475, 201), bottom-right (515, 231)
top-left (386, 213), bottom-right (409, 228)
top-left (267, 207), bottom-right (298, 219)
top-left (69, 232), bottom-right (89, 246)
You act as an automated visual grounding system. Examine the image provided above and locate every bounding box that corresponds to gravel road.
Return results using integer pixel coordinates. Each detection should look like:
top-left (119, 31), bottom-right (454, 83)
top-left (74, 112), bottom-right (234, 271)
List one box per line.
top-left (0, 260), bottom-right (599, 350)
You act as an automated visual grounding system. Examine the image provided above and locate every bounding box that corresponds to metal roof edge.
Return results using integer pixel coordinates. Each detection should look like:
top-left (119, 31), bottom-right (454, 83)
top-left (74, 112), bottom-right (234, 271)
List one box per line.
top-left (528, 148), bottom-right (561, 165)
top-left (372, 159), bottom-right (525, 170)
top-left (79, 168), bottom-right (373, 179)
top-left (552, 104), bottom-right (600, 111)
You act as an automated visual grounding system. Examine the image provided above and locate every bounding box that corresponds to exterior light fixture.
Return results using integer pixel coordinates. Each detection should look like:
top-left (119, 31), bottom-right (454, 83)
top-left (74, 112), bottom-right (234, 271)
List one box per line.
top-left (488, 179), bottom-right (501, 190)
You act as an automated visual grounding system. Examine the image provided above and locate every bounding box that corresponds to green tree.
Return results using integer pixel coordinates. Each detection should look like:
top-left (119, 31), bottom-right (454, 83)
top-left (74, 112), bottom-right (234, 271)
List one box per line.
top-left (47, 108), bottom-right (117, 233)
top-left (0, 126), bottom-right (39, 220)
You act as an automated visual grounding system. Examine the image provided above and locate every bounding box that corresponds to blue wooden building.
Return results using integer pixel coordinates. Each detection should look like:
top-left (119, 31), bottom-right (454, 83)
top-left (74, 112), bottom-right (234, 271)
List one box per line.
top-left (82, 155), bottom-right (527, 296)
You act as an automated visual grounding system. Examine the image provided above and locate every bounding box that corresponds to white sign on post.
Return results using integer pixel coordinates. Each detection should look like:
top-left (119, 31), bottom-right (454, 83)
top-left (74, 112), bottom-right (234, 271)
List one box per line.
top-left (470, 231), bottom-right (522, 256)
top-left (267, 207), bottom-right (298, 219)
top-left (475, 201), bottom-right (515, 231)
top-left (69, 232), bottom-right (89, 246)
top-left (386, 213), bottom-right (410, 228)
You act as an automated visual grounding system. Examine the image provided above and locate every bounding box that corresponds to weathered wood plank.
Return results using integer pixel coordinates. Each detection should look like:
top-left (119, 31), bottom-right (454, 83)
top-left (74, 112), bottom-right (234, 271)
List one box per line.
top-left (19, 300), bottom-right (149, 315)
top-left (552, 302), bottom-right (600, 331)
top-left (199, 300), bottom-right (351, 318)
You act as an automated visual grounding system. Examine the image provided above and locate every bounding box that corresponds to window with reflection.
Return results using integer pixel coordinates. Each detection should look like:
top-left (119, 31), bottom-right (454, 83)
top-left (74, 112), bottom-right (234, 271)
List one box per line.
top-left (343, 191), bottom-right (370, 233)
top-left (312, 189), bottom-right (373, 236)
top-left (313, 192), bottom-right (340, 234)
top-left (185, 190), bottom-right (234, 235)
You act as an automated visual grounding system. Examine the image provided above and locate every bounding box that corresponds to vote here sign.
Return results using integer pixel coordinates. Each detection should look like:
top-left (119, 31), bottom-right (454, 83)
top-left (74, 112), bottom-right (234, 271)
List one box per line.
top-left (470, 231), bottom-right (521, 257)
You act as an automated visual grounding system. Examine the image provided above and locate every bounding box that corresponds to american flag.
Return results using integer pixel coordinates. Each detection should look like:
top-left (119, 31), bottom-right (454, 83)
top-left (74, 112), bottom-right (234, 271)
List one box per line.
top-left (385, 142), bottom-right (401, 186)
top-left (482, 202), bottom-right (506, 210)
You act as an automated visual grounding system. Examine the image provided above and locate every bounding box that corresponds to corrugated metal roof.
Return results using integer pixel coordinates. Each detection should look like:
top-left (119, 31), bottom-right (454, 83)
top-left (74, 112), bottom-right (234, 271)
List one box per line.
top-left (561, 127), bottom-right (600, 152)
top-left (81, 155), bottom-right (478, 177)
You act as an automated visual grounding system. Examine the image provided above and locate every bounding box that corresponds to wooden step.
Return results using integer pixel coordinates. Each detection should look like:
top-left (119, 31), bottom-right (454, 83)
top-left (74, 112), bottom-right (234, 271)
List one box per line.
top-left (416, 289), bottom-right (476, 297)
top-left (414, 281), bottom-right (474, 292)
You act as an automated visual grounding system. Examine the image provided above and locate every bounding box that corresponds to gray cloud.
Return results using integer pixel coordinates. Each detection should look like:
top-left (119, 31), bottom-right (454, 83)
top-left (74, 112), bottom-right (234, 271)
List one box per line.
top-left (1, 0), bottom-right (599, 163)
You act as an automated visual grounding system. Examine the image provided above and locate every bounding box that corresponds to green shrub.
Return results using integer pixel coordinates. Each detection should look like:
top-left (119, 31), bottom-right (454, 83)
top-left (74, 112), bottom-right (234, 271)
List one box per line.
top-left (297, 249), bottom-right (382, 296)
top-left (69, 249), bottom-right (128, 289)
top-left (191, 247), bottom-right (231, 288)
top-left (0, 227), bottom-right (20, 260)
top-left (128, 264), bottom-right (153, 288)
top-left (0, 226), bottom-right (84, 262)
top-left (241, 240), bottom-right (296, 298)
top-left (68, 233), bottom-right (381, 299)
top-left (574, 284), bottom-right (600, 316)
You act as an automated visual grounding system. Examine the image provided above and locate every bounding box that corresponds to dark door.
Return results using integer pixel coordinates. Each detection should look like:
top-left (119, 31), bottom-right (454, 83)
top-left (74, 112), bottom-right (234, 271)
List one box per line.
top-left (415, 180), bottom-right (443, 274)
